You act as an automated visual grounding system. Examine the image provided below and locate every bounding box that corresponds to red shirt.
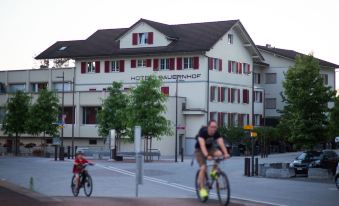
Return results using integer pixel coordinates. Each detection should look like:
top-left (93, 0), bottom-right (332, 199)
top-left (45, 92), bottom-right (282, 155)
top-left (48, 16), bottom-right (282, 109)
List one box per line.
top-left (73, 158), bottom-right (89, 173)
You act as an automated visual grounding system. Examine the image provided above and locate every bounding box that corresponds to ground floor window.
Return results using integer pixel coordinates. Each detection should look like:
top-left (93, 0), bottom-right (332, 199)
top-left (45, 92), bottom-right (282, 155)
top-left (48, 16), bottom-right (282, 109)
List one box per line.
top-left (89, 139), bottom-right (97, 145)
top-left (63, 107), bottom-right (75, 124)
top-left (265, 98), bottom-right (276, 109)
top-left (46, 138), bottom-right (53, 144)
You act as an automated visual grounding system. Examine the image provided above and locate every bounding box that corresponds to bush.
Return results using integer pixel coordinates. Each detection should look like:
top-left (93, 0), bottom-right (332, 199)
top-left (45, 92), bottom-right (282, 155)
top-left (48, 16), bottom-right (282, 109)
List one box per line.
top-left (32, 149), bottom-right (43, 156)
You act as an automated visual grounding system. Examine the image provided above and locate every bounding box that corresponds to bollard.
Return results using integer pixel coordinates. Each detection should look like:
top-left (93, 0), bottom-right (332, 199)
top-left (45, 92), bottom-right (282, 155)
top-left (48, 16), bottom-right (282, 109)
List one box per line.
top-left (255, 158), bottom-right (259, 176)
top-left (59, 146), bottom-right (64, 161)
top-left (244, 157), bottom-right (251, 176)
top-left (54, 146), bottom-right (58, 161)
top-left (134, 126), bottom-right (143, 197)
top-left (29, 177), bottom-right (34, 191)
top-left (181, 148), bottom-right (184, 162)
top-left (67, 146), bottom-right (70, 159)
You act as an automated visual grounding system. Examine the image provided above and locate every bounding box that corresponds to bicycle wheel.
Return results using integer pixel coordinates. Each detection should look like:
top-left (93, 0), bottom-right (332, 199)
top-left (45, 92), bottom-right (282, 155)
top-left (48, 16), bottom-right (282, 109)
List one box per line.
top-left (216, 171), bottom-right (230, 206)
top-left (195, 170), bottom-right (209, 202)
top-left (83, 174), bottom-right (93, 197)
top-left (71, 175), bottom-right (79, 197)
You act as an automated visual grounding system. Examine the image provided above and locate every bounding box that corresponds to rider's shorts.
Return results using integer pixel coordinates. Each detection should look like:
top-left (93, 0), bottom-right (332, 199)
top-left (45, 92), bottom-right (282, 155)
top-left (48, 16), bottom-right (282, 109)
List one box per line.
top-left (195, 148), bottom-right (219, 166)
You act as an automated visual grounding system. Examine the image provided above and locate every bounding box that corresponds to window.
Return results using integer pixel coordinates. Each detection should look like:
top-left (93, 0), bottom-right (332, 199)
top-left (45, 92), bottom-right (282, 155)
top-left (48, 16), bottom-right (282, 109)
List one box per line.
top-left (87, 62), bottom-right (96, 73)
top-left (111, 61), bottom-right (120, 72)
top-left (82, 107), bottom-right (100, 124)
top-left (222, 113), bottom-right (228, 127)
top-left (58, 46), bottom-right (67, 51)
top-left (0, 107), bottom-right (5, 123)
top-left (161, 86), bottom-right (169, 96)
top-left (31, 82), bottom-right (48, 92)
top-left (254, 73), bottom-right (261, 84)
top-left (265, 73), bottom-right (277, 84)
top-left (231, 88), bottom-right (239, 103)
top-left (89, 139), bottom-right (97, 145)
top-left (0, 83), bottom-right (5, 93)
top-left (210, 112), bottom-right (217, 121)
top-left (46, 138), bottom-right (53, 144)
top-left (160, 58), bottom-right (170, 70)
top-left (137, 59), bottom-right (147, 68)
top-left (254, 114), bottom-right (261, 126)
top-left (254, 91), bottom-right (263, 103)
top-left (227, 34), bottom-right (233, 44)
top-left (138, 33), bottom-right (148, 45)
top-left (210, 86), bottom-right (218, 102)
top-left (238, 114), bottom-right (245, 127)
top-left (62, 107), bottom-right (75, 124)
top-left (183, 57), bottom-right (193, 69)
top-left (321, 74), bottom-right (329, 85)
top-left (53, 82), bottom-right (72, 92)
top-left (265, 98), bottom-right (276, 109)
top-left (231, 113), bottom-right (238, 127)
top-left (231, 61), bottom-right (237, 73)
top-left (8, 84), bottom-right (26, 93)
top-left (213, 58), bottom-right (219, 70)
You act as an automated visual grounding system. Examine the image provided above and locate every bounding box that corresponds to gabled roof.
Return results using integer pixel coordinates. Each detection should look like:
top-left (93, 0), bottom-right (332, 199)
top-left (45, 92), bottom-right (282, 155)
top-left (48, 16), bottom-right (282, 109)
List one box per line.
top-left (257, 45), bottom-right (339, 68)
top-left (36, 19), bottom-right (259, 60)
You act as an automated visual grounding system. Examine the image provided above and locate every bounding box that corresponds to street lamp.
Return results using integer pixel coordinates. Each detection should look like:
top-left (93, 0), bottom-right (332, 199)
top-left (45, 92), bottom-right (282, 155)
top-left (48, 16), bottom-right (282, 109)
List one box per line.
top-left (175, 77), bottom-right (185, 163)
top-left (56, 71), bottom-right (65, 161)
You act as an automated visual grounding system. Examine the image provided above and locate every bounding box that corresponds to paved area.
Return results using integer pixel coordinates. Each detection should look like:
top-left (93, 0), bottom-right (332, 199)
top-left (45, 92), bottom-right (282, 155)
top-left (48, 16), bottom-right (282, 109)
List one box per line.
top-left (0, 153), bottom-right (338, 206)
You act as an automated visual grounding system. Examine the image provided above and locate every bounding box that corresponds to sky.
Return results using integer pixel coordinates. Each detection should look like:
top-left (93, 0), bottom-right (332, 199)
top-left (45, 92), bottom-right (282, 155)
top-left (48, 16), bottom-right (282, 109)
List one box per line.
top-left (0, 0), bottom-right (338, 71)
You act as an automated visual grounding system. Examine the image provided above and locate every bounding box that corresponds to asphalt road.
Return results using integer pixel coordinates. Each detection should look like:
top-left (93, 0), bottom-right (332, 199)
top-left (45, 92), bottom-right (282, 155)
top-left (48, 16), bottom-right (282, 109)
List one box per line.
top-left (0, 153), bottom-right (338, 206)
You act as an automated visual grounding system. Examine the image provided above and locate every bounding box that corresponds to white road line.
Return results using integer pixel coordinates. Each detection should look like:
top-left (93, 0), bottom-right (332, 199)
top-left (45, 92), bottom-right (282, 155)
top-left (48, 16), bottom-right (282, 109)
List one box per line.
top-left (96, 164), bottom-right (286, 206)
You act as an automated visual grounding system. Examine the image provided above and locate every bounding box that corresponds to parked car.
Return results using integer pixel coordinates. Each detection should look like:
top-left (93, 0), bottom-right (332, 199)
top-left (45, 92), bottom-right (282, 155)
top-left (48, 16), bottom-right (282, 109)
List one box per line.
top-left (289, 150), bottom-right (339, 175)
top-left (335, 163), bottom-right (339, 189)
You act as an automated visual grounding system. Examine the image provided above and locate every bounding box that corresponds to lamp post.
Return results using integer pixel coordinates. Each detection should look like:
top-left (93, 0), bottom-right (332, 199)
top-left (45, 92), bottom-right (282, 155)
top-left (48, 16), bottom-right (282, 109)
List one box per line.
top-left (71, 74), bottom-right (75, 159)
top-left (251, 69), bottom-right (255, 176)
top-left (175, 77), bottom-right (178, 163)
top-left (56, 71), bottom-right (65, 161)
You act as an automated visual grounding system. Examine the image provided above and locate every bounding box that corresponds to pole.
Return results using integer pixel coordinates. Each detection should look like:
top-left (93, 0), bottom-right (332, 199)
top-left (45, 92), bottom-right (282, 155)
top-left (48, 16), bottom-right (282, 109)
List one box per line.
top-left (175, 77), bottom-right (178, 162)
top-left (135, 126), bottom-right (143, 197)
top-left (71, 74), bottom-right (75, 159)
top-left (251, 70), bottom-right (255, 176)
top-left (60, 71), bottom-right (65, 161)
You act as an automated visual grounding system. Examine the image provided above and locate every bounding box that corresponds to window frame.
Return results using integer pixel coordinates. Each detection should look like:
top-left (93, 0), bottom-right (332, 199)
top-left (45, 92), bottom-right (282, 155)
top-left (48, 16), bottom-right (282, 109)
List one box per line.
top-left (87, 62), bottom-right (96, 73)
top-left (138, 32), bottom-right (148, 45)
top-left (82, 106), bottom-right (100, 125)
top-left (183, 57), bottom-right (194, 69)
top-left (8, 83), bottom-right (26, 93)
top-left (265, 73), bottom-right (277, 84)
top-left (320, 74), bottom-right (329, 85)
top-left (111, 60), bottom-right (120, 72)
top-left (30, 82), bottom-right (48, 93)
top-left (227, 34), bottom-right (233, 44)
top-left (160, 58), bottom-right (170, 70)
top-left (137, 59), bottom-right (147, 68)
top-left (265, 98), bottom-right (277, 109)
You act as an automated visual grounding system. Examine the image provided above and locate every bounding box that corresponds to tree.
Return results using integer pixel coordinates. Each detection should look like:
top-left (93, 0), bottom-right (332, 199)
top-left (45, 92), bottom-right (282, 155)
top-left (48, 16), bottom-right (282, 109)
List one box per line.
top-left (278, 54), bottom-right (335, 150)
top-left (53, 58), bottom-right (70, 68)
top-left (328, 96), bottom-right (339, 148)
top-left (1, 91), bottom-right (31, 155)
top-left (26, 89), bottom-right (59, 152)
top-left (128, 76), bottom-right (172, 160)
top-left (97, 82), bottom-right (129, 158)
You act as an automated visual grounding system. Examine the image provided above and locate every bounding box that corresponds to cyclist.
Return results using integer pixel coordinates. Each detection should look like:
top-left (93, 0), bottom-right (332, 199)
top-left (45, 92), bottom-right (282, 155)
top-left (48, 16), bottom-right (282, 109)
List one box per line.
top-left (195, 120), bottom-right (230, 199)
top-left (73, 151), bottom-right (93, 189)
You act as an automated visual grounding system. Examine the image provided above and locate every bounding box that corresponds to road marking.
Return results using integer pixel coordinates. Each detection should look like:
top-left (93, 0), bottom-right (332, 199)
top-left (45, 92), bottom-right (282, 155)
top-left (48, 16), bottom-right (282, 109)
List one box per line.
top-left (97, 164), bottom-right (286, 206)
top-left (328, 187), bottom-right (337, 191)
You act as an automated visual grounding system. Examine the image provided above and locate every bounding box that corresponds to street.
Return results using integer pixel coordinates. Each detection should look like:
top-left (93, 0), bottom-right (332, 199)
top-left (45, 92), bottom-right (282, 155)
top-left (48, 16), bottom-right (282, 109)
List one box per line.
top-left (0, 154), bottom-right (338, 206)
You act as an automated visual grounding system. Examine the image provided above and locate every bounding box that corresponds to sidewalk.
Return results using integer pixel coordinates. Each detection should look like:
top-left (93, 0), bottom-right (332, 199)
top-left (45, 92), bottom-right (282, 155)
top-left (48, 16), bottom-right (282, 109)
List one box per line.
top-left (0, 180), bottom-right (274, 206)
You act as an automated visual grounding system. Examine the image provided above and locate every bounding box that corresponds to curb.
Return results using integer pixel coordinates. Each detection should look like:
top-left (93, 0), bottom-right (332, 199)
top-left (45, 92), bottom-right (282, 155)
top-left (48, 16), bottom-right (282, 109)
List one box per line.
top-left (0, 179), bottom-right (61, 203)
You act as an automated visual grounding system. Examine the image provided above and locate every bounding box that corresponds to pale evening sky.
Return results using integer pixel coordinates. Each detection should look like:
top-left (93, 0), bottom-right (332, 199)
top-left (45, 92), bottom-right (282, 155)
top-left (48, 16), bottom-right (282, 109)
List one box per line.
top-left (0, 0), bottom-right (338, 72)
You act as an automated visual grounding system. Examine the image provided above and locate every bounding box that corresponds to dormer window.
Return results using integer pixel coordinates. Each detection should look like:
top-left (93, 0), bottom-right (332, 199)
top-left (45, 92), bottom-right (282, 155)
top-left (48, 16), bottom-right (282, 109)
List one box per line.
top-left (132, 32), bottom-right (153, 45)
top-left (58, 46), bottom-right (68, 51)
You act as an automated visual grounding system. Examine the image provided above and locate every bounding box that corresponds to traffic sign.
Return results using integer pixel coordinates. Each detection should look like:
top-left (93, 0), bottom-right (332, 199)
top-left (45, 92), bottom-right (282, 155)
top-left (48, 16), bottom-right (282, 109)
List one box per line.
top-left (251, 132), bottom-right (257, 137)
top-left (243, 125), bottom-right (253, 130)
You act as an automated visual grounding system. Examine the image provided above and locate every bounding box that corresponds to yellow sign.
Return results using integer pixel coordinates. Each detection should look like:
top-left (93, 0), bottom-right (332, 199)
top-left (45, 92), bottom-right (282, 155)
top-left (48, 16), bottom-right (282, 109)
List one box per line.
top-left (58, 125), bottom-right (64, 129)
top-left (251, 132), bottom-right (257, 137)
top-left (243, 125), bottom-right (254, 130)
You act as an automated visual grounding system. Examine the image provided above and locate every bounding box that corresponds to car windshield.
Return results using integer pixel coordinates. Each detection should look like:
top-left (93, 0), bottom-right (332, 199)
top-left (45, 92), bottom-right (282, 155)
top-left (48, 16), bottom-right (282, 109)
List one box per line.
top-left (296, 152), bottom-right (322, 160)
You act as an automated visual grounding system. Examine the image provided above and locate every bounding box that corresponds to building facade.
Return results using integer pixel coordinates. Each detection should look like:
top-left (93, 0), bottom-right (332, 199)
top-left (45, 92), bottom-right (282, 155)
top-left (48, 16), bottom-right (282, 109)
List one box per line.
top-left (0, 19), bottom-right (337, 156)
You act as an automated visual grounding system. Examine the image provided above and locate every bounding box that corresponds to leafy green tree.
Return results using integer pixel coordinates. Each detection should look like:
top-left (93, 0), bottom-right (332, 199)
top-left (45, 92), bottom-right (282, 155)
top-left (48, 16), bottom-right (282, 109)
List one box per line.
top-left (278, 54), bottom-right (335, 150)
top-left (26, 89), bottom-right (59, 152)
top-left (218, 126), bottom-right (246, 144)
top-left (128, 76), bottom-right (172, 160)
top-left (1, 91), bottom-right (31, 155)
top-left (97, 82), bottom-right (129, 158)
top-left (328, 96), bottom-right (339, 148)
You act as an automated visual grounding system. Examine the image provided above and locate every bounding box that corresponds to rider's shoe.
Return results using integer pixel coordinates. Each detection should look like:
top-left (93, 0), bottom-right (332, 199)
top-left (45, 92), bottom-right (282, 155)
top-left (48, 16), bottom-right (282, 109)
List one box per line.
top-left (199, 187), bottom-right (208, 199)
top-left (210, 169), bottom-right (218, 180)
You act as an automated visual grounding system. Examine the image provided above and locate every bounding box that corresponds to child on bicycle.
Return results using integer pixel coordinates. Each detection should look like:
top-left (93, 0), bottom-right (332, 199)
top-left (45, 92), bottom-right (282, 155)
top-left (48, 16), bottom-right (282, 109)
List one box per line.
top-left (73, 151), bottom-right (93, 189)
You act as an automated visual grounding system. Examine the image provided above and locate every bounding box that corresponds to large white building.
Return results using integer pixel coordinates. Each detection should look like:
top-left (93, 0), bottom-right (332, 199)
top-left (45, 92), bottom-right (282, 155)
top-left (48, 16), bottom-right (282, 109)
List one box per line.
top-left (0, 19), bottom-right (338, 156)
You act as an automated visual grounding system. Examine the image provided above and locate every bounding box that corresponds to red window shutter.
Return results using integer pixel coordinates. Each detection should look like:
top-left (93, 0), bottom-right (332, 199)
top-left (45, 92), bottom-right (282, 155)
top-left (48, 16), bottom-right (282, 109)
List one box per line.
top-left (104, 61), bottom-right (110, 73)
top-left (239, 63), bottom-right (242, 74)
top-left (228, 88), bottom-right (231, 102)
top-left (208, 58), bottom-right (213, 70)
top-left (228, 61), bottom-right (232, 73)
top-left (161, 87), bottom-right (169, 96)
top-left (169, 58), bottom-right (175, 70)
top-left (132, 33), bottom-right (138, 45)
top-left (176, 57), bottom-right (182, 70)
top-left (131, 59), bottom-right (136, 68)
top-left (247, 64), bottom-right (251, 74)
top-left (236, 62), bottom-right (239, 74)
top-left (193, 56), bottom-right (199, 70)
top-left (95, 61), bottom-right (100, 73)
top-left (153, 59), bottom-right (159, 71)
top-left (242, 89), bottom-right (246, 103)
top-left (148, 32), bottom-right (153, 44)
top-left (221, 87), bottom-right (225, 102)
top-left (219, 59), bottom-right (222, 71)
top-left (119, 60), bottom-right (125, 72)
top-left (81, 62), bottom-right (86, 73)
top-left (146, 59), bottom-right (152, 67)
top-left (238, 89), bottom-right (240, 103)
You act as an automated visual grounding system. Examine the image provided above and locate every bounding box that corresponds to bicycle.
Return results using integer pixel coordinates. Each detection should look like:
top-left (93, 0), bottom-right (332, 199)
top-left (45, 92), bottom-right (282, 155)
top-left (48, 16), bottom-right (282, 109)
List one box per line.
top-left (71, 163), bottom-right (94, 197)
top-left (195, 157), bottom-right (230, 206)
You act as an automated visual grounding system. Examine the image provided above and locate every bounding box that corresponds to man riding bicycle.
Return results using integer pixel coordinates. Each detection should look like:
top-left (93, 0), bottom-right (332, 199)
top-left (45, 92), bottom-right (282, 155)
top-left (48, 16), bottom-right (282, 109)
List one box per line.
top-left (195, 120), bottom-right (230, 199)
